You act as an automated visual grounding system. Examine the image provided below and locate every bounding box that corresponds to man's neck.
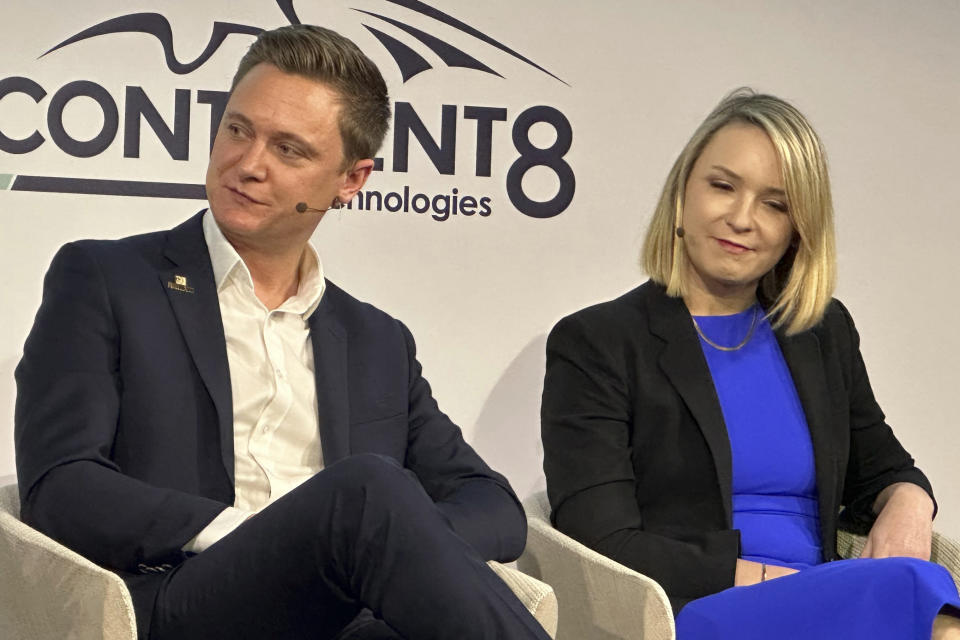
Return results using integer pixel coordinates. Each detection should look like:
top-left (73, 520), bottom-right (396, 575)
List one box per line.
top-left (236, 244), bottom-right (306, 311)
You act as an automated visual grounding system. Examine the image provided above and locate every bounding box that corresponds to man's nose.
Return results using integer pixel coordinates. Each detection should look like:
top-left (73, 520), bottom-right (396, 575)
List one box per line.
top-left (237, 142), bottom-right (268, 181)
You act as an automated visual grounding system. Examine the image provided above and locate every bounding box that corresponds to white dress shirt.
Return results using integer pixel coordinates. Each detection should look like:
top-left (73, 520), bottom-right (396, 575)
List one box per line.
top-left (184, 210), bottom-right (326, 553)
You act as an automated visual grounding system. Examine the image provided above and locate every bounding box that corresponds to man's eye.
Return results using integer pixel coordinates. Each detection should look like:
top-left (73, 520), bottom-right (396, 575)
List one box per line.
top-left (278, 143), bottom-right (300, 157)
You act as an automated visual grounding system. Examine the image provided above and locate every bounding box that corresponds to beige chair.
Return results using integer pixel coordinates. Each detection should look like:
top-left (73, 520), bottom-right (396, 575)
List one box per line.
top-left (519, 490), bottom-right (960, 640)
top-left (0, 482), bottom-right (558, 640)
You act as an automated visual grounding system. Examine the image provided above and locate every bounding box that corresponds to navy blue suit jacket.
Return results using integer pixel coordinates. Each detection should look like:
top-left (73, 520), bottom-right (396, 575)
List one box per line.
top-left (15, 212), bottom-right (525, 634)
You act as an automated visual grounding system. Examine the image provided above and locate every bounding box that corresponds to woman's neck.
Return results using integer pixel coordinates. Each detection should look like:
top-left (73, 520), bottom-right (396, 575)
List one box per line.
top-left (682, 285), bottom-right (757, 316)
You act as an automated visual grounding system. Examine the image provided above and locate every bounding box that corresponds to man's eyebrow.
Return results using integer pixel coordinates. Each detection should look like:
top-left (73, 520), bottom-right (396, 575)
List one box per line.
top-left (710, 164), bottom-right (786, 198)
top-left (222, 111), bottom-right (319, 157)
top-left (272, 130), bottom-right (319, 157)
top-left (223, 111), bottom-right (253, 127)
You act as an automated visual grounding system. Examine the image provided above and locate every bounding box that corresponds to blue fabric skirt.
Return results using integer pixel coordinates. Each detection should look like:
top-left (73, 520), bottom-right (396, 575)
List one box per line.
top-left (676, 557), bottom-right (960, 639)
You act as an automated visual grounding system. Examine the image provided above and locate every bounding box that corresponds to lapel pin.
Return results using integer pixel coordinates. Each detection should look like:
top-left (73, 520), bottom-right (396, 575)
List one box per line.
top-left (167, 274), bottom-right (195, 294)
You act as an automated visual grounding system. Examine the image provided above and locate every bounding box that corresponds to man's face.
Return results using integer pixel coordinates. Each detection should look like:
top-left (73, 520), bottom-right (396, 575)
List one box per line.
top-left (205, 62), bottom-right (372, 252)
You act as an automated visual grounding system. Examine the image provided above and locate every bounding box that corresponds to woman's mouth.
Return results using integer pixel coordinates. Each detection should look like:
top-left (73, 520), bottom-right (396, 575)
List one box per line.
top-left (716, 238), bottom-right (751, 254)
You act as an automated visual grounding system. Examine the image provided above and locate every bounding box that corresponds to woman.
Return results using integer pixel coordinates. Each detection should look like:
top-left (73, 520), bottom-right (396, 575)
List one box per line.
top-left (541, 89), bottom-right (960, 639)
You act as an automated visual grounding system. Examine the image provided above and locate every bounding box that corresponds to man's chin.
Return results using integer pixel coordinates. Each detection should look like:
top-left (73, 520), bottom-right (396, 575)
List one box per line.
top-left (211, 208), bottom-right (268, 237)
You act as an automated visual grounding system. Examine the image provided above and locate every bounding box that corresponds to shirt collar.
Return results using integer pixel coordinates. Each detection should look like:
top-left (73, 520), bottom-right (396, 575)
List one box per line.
top-left (202, 209), bottom-right (325, 319)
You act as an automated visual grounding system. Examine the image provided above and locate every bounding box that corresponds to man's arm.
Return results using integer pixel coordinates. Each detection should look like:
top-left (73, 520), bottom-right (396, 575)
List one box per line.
top-left (396, 322), bottom-right (527, 562)
top-left (15, 242), bottom-right (227, 570)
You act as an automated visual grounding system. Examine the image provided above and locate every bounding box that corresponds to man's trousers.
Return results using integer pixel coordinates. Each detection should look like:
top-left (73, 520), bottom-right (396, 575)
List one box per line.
top-left (149, 453), bottom-right (550, 640)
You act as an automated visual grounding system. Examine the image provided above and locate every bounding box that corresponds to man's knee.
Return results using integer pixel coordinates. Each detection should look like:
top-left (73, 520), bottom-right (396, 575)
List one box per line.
top-left (320, 453), bottom-right (425, 503)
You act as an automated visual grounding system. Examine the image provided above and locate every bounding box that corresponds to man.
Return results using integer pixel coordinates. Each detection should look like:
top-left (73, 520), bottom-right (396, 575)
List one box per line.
top-left (15, 25), bottom-right (549, 640)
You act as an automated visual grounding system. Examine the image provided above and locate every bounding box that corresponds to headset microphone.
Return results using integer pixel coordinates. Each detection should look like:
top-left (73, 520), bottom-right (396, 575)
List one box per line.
top-left (296, 198), bottom-right (343, 214)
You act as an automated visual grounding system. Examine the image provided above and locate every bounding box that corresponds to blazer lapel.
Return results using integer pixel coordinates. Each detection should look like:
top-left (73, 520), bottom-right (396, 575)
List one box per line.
top-left (645, 288), bottom-right (734, 526)
top-left (308, 290), bottom-right (351, 464)
top-left (776, 329), bottom-right (839, 549)
top-left (160, 212), bottom-right (235, 485)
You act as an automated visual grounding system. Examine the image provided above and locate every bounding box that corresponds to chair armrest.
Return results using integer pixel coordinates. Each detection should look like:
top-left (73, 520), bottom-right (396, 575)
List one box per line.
top-left (930, 531), bottom-right (960, 591)
top-left (518, 493), bottom-right (674, 640)
top-left (835, 528), bottom-right (867, 560)
top-left (837, 528), bottom-right (960, 592)
top-left (0, 483), bottom-right (137, 640)
top-left (488, 561), bottom-right (558, 638)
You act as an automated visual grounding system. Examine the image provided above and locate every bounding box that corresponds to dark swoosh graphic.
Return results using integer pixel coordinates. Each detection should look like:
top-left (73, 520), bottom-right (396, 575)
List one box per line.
top-left (383, 0), bottom-right (567, 85)
top-left (356, 10), bottom-right (501, 78)
top-left (39, 1), bottom-right (565, 84)
top-left (276, 0), bottom-right (302, 25)
top-left (363, 25), bottom-right (433, 82)
top-left (7, 175), bottom-right (206, 199)
top-left (40, 13), bottom-right (263, 75)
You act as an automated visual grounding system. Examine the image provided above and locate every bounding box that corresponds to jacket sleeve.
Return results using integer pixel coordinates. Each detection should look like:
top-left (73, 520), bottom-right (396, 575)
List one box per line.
top-left (832, 300), bottom-right (935, 531)
top-left (542, 312), bottom-right (739, 606)
top-left (14, 242), bottom-right (227, 571)
top-left (397, 322), bottom-right (527, 562)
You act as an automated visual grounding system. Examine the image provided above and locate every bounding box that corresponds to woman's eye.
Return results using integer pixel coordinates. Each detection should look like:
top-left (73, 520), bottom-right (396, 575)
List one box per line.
top-left (709, 180), bottom-right (733, 191)
top-left (766, 200), bottom-right (788, 213)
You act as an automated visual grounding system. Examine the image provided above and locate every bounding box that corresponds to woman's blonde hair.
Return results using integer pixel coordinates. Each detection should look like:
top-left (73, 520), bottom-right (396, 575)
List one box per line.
top-left (641, 88), bottom-right (836, 335)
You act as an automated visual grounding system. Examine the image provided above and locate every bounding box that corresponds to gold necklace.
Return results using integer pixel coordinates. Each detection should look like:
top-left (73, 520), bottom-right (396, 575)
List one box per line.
top-left (691, 305), bottom-right (760, 352)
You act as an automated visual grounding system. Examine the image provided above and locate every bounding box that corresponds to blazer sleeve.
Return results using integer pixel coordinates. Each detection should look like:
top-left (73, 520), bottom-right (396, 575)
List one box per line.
top-left (831, 300), bottom-right (935, 530)
top-left (542, 312), bottom-right (739, 604)
top-left (397, 322), bottom-right (527, 562)
top-left (15, 242), bottom-right (227, 571)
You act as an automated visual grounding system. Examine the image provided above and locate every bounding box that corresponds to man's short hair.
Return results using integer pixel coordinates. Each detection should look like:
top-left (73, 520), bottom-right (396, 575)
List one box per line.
top-left (232, 24), bottom-right (391, 170)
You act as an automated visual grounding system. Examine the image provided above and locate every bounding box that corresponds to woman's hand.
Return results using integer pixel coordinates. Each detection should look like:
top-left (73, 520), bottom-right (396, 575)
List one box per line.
top-left (734, 559), bottom-right (798, 586)
top-left (860, 482), bottom-right (934, 560)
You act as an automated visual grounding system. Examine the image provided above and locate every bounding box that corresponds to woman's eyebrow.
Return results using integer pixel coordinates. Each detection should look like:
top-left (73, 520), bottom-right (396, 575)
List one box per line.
top-left (711, 164), bottom-right (786, 198)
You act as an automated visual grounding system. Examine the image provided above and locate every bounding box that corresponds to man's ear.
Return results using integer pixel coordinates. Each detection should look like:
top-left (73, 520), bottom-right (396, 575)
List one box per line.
top-left (338, 159), bottom-right (374, 203)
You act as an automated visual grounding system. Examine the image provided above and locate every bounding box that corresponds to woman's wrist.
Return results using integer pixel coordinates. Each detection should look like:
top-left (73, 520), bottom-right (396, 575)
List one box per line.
top-left (873, 482), bottom-right (934, 518)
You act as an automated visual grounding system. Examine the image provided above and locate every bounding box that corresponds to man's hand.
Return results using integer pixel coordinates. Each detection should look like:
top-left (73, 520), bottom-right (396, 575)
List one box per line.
top-left (860, 482), bottom-right (934, 560)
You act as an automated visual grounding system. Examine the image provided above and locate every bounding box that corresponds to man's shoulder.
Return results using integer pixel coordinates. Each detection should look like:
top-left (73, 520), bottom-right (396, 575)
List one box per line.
top-left (66, 228), bottom-right (167, 256)
top-left (57, 211), bottom-right (202, 264)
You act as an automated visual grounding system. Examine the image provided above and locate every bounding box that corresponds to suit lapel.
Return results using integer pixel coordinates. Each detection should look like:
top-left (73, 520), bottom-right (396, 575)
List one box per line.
top-left (776, 328), bottom-right (839, 548)
top-left (645, 287), bottom-right (734, 526)
top-left (160, 212), bottom-right (235, 485)
top-left (308, 290), bottom-right (351, 464)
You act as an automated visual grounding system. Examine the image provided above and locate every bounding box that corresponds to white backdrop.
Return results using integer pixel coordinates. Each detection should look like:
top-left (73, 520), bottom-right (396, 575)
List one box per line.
top-left (2, 0), bottom-right (958, 541)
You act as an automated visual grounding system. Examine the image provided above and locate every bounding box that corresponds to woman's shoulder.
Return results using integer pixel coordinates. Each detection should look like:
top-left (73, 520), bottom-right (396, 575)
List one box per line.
top-left (812, 297), bottom-right (856, 336)
top-left (805, 297), bottom-right (861, 363)
top-left (548, 280), bottom-right (667, 346)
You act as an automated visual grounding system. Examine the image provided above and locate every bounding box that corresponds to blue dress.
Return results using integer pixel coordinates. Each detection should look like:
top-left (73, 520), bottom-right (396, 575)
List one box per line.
top-left (674, 307), bottom-right (960, 639)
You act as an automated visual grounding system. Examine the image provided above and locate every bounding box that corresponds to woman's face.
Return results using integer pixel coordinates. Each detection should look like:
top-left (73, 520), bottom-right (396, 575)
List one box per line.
top-left (680, 122), bottom-right (795, 304)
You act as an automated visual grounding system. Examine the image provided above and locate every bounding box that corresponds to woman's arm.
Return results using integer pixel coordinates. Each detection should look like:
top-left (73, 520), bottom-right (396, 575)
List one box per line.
top-left (542, 311), bottom-right (740, 605)
top-left (860, 482), bottom-right (934, 560)
top-left (831, 301), bottom-right (936, 558)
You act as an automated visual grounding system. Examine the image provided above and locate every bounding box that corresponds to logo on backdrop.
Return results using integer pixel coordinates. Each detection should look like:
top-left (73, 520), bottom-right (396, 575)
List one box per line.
top-left (0, 0), bottom-right (575, 219)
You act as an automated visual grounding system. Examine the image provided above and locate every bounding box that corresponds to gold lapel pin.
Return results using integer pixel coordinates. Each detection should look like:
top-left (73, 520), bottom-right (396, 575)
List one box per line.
top-left (167, 274), bottom-right (195, 293)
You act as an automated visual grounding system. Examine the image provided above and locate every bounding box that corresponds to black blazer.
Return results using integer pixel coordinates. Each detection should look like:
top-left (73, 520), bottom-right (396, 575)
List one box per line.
top-left (541, 281), bottom-right (932, 612)
top-left (15, 212), bottom-right (525, 636)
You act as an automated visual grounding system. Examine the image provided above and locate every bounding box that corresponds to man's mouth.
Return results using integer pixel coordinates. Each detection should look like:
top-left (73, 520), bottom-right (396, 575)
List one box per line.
top-left (227, 186), bottom-right (266, 205)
